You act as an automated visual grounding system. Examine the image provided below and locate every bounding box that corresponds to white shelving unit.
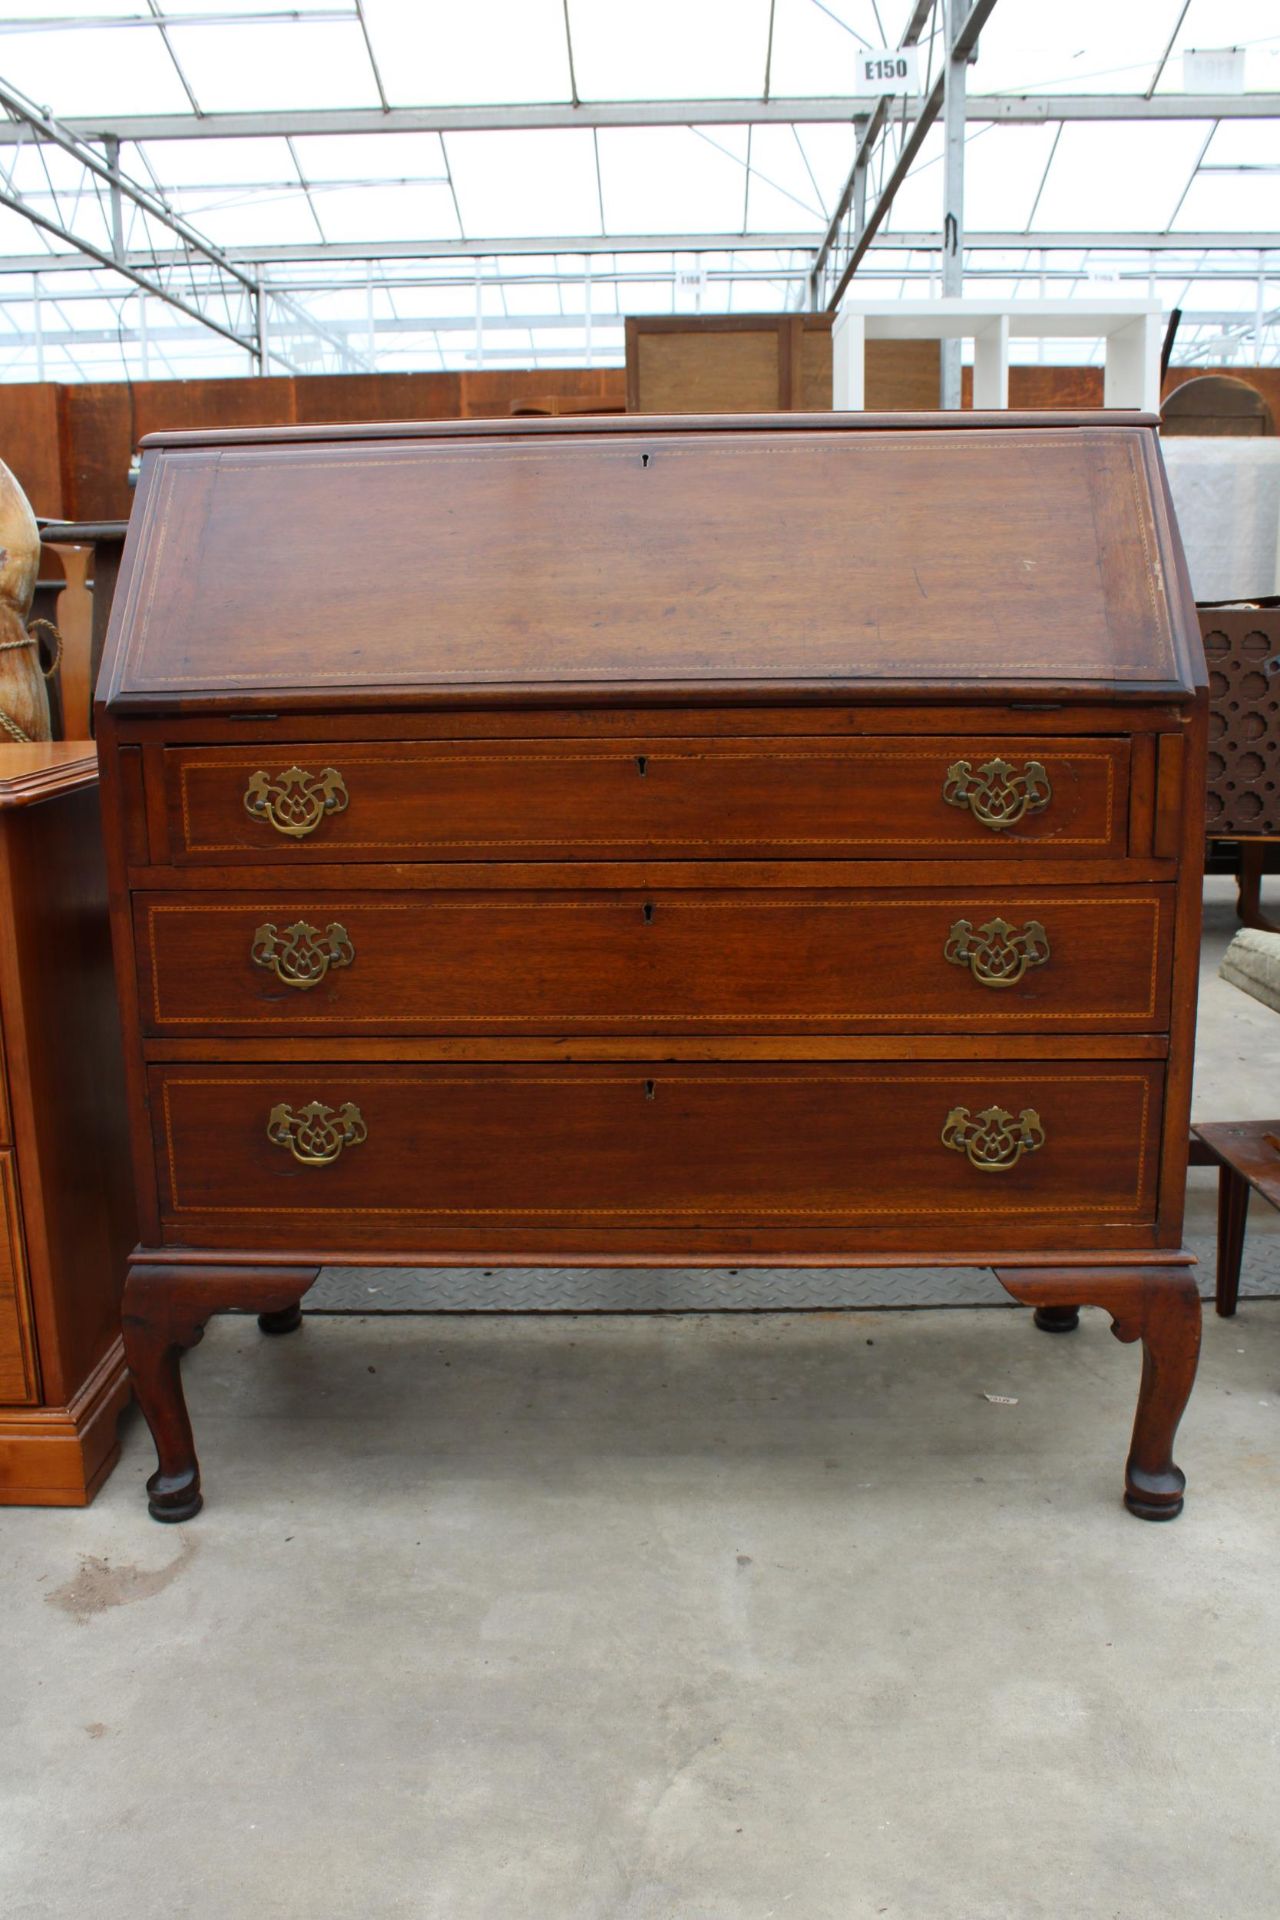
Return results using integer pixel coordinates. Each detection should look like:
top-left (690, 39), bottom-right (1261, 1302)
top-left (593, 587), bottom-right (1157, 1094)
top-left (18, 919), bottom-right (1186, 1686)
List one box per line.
top-left (832, 298), bottom-right (1165, 413)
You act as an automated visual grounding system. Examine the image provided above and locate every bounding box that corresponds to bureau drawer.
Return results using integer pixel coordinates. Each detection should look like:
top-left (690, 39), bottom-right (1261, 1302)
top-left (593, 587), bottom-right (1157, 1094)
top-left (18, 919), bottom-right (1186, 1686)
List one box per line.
top-left (151, 1061), bottom-right (1163, 1243)
top-left (159, 736), bottom-right (1131, 864)
top-left (135, 887), bottom-right (1174, 1035)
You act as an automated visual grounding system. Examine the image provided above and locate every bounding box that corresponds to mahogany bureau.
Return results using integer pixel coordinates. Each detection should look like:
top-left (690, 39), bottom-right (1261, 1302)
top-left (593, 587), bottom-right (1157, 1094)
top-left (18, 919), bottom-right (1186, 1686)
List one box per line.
top-left (95, 410), bottom-right (1207, 1524)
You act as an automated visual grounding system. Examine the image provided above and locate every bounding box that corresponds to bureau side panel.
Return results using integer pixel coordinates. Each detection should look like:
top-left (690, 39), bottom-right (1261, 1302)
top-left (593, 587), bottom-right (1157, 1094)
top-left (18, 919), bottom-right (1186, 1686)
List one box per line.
top-left (0, 790), bottom-right (136, 1405)
top-left (0, 1156), bottom-right (38, 1404)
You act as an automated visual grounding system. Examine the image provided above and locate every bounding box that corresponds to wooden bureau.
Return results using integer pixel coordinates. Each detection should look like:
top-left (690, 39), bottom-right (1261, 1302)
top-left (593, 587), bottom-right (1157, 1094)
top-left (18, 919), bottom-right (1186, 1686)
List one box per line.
top-left (0, 745), bottom-right (134, 1505)
top-left (95, 410), bottom-right (1207, 1523)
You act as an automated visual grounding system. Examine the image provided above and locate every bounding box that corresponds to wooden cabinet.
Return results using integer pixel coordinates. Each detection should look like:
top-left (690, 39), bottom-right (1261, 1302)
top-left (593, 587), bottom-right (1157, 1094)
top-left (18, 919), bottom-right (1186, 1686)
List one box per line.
top-left (624, 313), bottom-right (941, 413)
top-left (0, 747), bottom-right (135, 1505)
top-left (95, 410), bottom-right (1207, 1524)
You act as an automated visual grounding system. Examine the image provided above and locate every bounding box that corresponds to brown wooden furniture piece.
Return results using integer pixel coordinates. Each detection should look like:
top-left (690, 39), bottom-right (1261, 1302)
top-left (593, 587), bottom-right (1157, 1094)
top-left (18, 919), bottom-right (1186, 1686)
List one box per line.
top-left (26, 548), bottom-right (66, 739)
top-left (625, 313), bottom-right (940, 414)
top-left (1193, 604), bottom-right (1280, 930)
top-left (0, 744), bottom-right (135, 1504)
top-left (1191, 1120), bottom-right (1280, 1317)
top-left (40, 520), bottom-right (129, 723)
top-left (95, 409), bottom-right (1207, 1524)
top-left (1162, 374), bottom-right (1276, 437)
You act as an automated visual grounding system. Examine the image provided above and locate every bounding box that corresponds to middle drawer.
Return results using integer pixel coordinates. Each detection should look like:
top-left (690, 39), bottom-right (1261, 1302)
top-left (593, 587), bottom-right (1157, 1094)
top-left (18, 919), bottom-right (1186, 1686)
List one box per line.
top-left (135, 886), bottom-right (1173, 1036)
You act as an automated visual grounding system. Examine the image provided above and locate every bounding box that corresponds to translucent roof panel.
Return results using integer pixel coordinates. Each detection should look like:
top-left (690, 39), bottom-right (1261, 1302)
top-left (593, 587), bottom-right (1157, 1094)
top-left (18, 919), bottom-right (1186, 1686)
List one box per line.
top-left (973, 0), bottom-right (1280, 95)
top-left (0, 23), bottom-right (190, 116)
top-left (290, 132), bottom-right (450, 183)
top-left (447, 130), bottom-right (602, 239)
top-left (952, 125), bottom-right (1060, 232)
top-left (362, 0), bottom-right (573, 107)
top-left (135, 136), bottom-right (297, 188)
top-left (598, 127), bottom-right (749, 234)
top-left (165, 22), bottom-right (381, 112)
top-left (165, 189), bottom-right (322, 250)
top-left (569, 0), bottom-right (772, 100)
top-left (314, 183), bottom-right (462, 246)
top-left (1, 0), bottom-right (1278, 381)
top-left (1029, 122), bottom-right (1215, 234)
top-left (1174, 169), bottom-right (1280, 234)
top-left (744, 126), bottom-right (836, 229)
top-left (768, 0), bottom-right (899, 99)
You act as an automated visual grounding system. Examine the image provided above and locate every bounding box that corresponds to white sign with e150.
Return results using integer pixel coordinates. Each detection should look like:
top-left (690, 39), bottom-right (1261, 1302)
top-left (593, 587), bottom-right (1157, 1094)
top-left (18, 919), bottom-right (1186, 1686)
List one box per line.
top-left (853, 48), bottom-right (921, 95)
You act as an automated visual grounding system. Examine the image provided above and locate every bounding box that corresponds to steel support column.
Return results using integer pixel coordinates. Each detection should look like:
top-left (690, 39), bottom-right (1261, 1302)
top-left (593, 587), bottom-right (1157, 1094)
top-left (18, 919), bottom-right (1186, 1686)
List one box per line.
top-left (940, 0), bottom-right (972, 406)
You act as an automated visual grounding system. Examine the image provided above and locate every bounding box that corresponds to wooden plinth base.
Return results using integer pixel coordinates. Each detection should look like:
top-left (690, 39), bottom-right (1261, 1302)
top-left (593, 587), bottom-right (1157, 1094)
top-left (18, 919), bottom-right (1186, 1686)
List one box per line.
top-left (0, 1339), bottom-right (131, 1507)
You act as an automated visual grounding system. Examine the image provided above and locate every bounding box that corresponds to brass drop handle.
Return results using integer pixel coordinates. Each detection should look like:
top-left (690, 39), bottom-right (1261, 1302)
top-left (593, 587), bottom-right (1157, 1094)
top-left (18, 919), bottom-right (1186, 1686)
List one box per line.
top-left (942, 757), bottom-right (1051, 831)
top-left (252, 919), bottom-right (355, 990)
top-left (266, 1100), bottom-right (367, 1166)
top-left (944, 916), bottom-right (1050, 988)
top-left (941, 1104), bottom-right (1044, 1172)
top-left (244, 765), bottom-right (349, 839)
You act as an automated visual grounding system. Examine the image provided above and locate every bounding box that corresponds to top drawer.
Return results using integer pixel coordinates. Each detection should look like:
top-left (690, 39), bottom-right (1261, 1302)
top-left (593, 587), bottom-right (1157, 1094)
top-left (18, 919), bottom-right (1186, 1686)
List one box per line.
top-left (158, 736), bottom-right (1131, 866)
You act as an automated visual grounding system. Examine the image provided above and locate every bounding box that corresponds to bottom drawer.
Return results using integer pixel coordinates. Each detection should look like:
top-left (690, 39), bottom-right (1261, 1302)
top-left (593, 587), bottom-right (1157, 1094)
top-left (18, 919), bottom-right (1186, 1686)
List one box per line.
top-left (151, 1061), bottom-right (1163, 1249)
top-left (0, 1154), bottom-right (38, 1404)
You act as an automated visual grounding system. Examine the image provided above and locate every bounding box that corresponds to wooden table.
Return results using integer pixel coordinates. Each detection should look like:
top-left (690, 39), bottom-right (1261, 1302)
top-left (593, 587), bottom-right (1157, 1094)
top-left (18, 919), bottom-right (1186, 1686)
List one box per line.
top-left (1191, 1120), bottom-right (1280, 1317)
top-left (95, 409), bottom-right (1207, 1524)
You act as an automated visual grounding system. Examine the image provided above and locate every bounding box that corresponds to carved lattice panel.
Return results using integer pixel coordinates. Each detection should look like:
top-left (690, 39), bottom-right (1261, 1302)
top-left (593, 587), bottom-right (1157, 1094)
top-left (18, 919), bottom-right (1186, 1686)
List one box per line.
top-left (1200, 609), bottom-right (1280, 836)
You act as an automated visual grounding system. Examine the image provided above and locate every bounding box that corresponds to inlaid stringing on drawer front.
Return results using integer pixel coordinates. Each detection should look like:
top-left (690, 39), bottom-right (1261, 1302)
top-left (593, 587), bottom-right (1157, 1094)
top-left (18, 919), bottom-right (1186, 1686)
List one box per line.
top-left (152, 1066), bottom-right (1161, 1224)
top-left (162, 736), bottom-right (1130, 862)
top-left (134, 890), bottom-right (1173, 1032)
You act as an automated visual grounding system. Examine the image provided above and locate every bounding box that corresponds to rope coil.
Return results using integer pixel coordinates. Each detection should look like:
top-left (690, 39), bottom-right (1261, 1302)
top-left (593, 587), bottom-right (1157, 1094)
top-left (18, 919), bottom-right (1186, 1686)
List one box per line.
top-left (0, 620), bottom-right (63, 743)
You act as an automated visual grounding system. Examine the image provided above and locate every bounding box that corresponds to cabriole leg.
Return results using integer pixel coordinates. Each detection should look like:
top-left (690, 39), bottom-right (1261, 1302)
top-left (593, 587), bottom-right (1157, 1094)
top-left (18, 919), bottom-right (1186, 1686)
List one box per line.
top-left (122, 1261), bottom-right (319, 1523)
top-left (995, 1266), bottom-right (1202, 1521)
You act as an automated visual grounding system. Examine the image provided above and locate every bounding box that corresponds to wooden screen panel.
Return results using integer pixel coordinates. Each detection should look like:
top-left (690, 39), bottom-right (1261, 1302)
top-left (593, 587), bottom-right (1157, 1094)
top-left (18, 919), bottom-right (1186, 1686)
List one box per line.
top-left (1200, 610), bottom-right (1280, 836)
top-left (866, 340), bottom-right (942, 410)
top-left (0, 383), bottom-right (66, 518)
top-left (797, 325), bottom-right (833, 409)
top-left (293, 372), bottom-right (461, 424)
top-left (626, 316), bottom-right (942, 414)
top-left (634, 327), bottom-right (781, 413)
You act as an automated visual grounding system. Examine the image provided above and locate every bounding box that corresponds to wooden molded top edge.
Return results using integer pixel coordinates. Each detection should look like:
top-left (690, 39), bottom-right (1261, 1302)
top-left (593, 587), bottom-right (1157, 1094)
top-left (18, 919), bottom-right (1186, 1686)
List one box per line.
top-left (0, 742), bottom-right (99, 807)
top-left (138, 409), bottom-right (1159, 451)
top-left (99, 678), bottom-right (1195, 718)
top-left (126, 1244), bottom-right (1196, 1271)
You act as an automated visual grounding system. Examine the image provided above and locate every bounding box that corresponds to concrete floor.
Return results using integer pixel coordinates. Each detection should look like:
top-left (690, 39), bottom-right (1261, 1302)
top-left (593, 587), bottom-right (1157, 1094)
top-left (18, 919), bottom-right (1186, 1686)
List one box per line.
top-left (2, 875), bottom-right (1279, 1920)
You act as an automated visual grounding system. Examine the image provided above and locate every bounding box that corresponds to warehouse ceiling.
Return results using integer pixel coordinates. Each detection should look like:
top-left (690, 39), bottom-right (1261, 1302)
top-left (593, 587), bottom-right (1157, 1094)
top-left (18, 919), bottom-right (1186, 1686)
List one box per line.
top-left (0, 0), bottom-right (1278, 379)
